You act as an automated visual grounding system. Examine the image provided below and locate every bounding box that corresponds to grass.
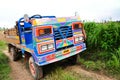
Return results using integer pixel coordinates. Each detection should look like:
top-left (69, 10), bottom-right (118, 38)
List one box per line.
top-left (0, 40), bottom-right (6, 50)
top-left (45, 67), bottom-right (77, 80)
top-left (43, 58), bottom-right (94, 80)
top-left (0, 40), bottom-right (11, 80)
top-left (44, 65), bottom-right (93, 80)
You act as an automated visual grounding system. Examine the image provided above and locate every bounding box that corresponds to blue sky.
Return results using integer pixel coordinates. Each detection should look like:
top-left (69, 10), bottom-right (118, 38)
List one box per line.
top-left (0, 0), bottom-right (120, 28)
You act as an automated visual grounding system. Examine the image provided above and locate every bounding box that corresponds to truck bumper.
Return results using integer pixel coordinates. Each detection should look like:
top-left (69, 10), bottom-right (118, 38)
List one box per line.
top-left (36, 43), bottom-right (86, 66)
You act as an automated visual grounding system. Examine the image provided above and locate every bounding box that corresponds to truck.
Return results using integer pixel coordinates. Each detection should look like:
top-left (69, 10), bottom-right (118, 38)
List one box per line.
top-left (4, 14), bottom-right (86, 80)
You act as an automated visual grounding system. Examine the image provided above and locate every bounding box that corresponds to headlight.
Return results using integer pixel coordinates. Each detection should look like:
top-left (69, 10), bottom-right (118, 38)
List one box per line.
top-left (75, 37), bottom-right (79, 42)
top-left (79, 37), bottom-right (83, 41)
top-left (48, 44), bottom-right (54, 49)
top-left (41, 43), bottom-right (54, 52)
top-left (41, 45), bottom-right (47, 51)
top-left (75, 36), bottom-right (83, 44)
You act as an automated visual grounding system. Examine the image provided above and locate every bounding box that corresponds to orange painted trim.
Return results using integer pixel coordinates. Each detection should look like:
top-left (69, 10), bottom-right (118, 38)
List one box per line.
top-left (67, 37), bottom-right (73, 40)
top-left (35, 26), bottom-right (53, 36)
top-left (72, 22), bottom-right (83, 30)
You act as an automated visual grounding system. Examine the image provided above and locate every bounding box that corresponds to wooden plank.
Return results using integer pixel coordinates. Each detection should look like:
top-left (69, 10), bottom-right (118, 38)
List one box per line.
top-left (4, 35), bottom-right (20, 44)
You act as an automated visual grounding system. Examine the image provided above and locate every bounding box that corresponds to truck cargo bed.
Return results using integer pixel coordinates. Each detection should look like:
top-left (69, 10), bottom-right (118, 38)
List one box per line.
top-left (4, 35), bottom-right (20, 44)
top-left (4, 28), bottom-right (20, 44)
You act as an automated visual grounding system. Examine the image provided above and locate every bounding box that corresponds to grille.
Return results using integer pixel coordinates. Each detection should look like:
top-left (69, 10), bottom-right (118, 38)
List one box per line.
top-left (56, 44), bottom-right (74, 51)
top-left (54, 26), bottom-right (73, 40)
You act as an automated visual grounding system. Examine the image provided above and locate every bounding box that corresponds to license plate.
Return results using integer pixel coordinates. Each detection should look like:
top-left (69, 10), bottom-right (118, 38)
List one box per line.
top-left (62, 49), bottom-right (70, 55)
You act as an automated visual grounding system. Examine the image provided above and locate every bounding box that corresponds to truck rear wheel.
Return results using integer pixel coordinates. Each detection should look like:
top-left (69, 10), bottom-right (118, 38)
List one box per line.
top-left (29, 56), bottom-right (43, 80)
top-left (10, 47), bottom-right (18, 61)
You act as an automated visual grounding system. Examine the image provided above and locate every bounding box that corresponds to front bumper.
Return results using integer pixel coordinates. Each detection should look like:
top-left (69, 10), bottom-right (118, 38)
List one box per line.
top-left (36, 43), bottom-right (86, 66)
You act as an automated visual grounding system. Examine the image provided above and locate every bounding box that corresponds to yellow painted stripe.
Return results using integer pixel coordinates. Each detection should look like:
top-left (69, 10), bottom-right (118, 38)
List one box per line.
top-left (57, 18), bottom-right (66, 22)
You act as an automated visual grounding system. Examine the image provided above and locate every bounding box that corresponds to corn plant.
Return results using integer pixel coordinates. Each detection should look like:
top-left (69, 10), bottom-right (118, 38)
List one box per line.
top-left (84, 22), bottom-right (120, 52)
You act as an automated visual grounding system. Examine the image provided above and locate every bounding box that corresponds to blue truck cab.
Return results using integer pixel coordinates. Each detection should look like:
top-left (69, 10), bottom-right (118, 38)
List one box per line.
top-left (7, 14), bottom-right (86, 80)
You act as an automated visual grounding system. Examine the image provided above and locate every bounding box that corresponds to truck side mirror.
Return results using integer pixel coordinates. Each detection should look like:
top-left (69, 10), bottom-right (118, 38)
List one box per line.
top-left (24, 14), bottom-right (29, 23)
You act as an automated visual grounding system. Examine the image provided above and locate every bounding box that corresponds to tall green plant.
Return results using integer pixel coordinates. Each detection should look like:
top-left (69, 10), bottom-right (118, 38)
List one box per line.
top-left (84, 22), bottom-right (120, 52)
top-left (106, 47), bottom-right (120, 70)
top-left (82, 22), bottom-right (120, 79)
top-left (84, 22), bottom-right (102, 50)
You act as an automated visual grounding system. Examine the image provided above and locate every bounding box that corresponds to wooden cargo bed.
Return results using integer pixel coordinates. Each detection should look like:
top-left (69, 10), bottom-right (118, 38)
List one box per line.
top-left (4, 27), bottom-right (20, 44)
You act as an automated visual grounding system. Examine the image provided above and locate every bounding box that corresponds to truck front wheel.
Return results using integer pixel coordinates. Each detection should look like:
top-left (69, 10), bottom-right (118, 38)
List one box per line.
top-left (29, 56), bottom-right (43, 80)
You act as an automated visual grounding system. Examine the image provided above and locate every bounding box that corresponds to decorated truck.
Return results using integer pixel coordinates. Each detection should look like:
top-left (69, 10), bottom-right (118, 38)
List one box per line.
top-left (4, 14), bottom-right (86, 80)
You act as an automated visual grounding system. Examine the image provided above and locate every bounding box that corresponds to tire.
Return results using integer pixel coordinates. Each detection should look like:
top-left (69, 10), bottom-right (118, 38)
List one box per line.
top-left (29, 56), bottom-right (43, 80)
top-left (68, 54), bottom-right (78, 65)
top-left (8, 44), bottom-right (11, 53)
top-left (10, 47), bottom-right (18, 61)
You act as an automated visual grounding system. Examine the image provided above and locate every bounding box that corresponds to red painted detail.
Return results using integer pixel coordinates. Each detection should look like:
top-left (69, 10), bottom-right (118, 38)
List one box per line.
top-left (37, 44), bottom-right (41, 54)
top-left (56, 39), bottom-right (62, 44)
top-left (29, 62), bottom-right (36, 77)
top-left (56, 37), bottom-right (73, 45)
top-left (46, 54), bottom-right (55, 61)
top-left (76, 45), bottom-right (82, 51)
top-left (64, 39), bottom-right (66, 43)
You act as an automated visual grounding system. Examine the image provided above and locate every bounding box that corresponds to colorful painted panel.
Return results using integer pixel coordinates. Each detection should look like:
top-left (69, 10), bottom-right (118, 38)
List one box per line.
top-left (37, 43), bottom-right (86, 66)
top-left (56, 37), bottom-right (74, 49)
top-left (31, 16), bottom-right (81, 26)
top-left (35, 36), bottom-right (53, 43)
top-left (21, 35), bottom-right (25, 44)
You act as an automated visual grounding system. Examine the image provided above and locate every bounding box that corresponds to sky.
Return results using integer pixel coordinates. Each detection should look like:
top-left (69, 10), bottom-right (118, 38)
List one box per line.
top-left (0, 0), bottom-right (120, 28)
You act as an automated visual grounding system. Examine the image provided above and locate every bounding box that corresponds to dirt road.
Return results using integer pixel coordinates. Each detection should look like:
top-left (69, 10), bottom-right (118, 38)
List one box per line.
top-left (3, 50), bottom-right (115, 80)
top-left (3, 50), bottom-right (33, 80)
top-left (66, 66), bottom-right (114, 80)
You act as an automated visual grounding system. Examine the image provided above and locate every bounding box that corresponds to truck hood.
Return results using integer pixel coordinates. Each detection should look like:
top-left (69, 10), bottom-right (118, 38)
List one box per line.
top-left (31, 16), bottom-right (81, 26)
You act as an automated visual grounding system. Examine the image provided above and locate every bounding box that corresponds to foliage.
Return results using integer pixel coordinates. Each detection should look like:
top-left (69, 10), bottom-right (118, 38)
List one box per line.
top-left (0, 41), bottom-right (11, 80)
top-left (45, 67), bottom-right (77, 80)
top-left (79, 22), bottom-right (120, 79)
top-left (0, 52), bottom-right (11, 80)
top-left (82, 60), bottom-right (105, 71)
top-left (84, 22), bottom-right (120, 51)
top-left (0, 40), bottom-right (6, 50)
top-left (106, 47), bottom-right (120, 69)
top-left (44, 62), bottom-right (94, 80)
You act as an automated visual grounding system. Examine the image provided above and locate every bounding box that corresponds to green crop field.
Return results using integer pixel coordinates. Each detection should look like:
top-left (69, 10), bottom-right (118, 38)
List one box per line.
top-left (0, 40), bottom-right (11, 80)
top-left (79, 21), bottom-right (120, 79)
